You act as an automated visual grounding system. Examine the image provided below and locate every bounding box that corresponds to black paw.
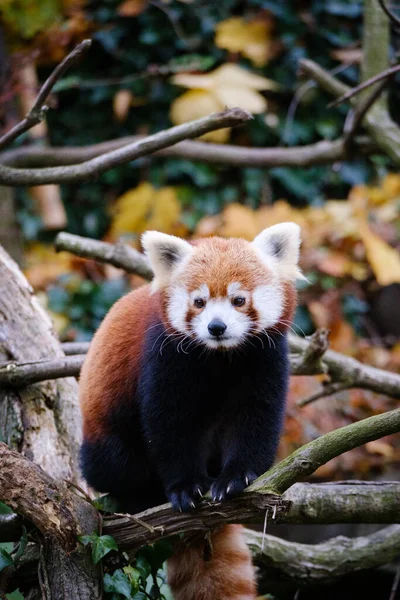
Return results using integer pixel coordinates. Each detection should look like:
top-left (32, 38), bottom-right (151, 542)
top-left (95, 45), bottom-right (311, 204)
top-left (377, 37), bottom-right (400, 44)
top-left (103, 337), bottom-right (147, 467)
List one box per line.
top-left (211, 471), bottom-right (256, 503)
top-left (168, 479), bottom-right (211, 512)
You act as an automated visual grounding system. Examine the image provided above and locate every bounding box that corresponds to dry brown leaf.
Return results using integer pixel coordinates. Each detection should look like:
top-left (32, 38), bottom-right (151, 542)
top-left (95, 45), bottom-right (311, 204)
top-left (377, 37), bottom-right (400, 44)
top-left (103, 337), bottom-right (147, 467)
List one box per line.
top-left (118, 0), bottom-right (148, 16)
top-left (113, 89), bottom-right (133, 122)
top-left (359, 224), bottom-right (400, 286)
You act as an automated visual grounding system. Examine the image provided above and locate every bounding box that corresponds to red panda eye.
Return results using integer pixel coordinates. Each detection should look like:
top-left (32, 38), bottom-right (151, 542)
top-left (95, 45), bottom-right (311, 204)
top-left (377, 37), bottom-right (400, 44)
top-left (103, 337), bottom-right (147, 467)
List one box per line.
top-left (194, 298), bottom-right (205, 309)
top-left (233, 297), bottom-right (245, 307)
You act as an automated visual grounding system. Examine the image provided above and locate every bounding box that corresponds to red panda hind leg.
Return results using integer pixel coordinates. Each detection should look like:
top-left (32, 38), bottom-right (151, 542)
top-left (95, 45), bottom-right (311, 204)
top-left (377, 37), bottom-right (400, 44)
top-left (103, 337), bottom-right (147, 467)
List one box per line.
top-left (167, 525), bottom-right (256, 600)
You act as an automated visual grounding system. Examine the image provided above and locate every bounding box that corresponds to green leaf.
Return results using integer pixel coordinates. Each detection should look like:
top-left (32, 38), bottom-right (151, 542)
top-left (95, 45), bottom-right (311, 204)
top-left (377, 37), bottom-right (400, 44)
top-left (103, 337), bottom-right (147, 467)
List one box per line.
top-left (104, 569), bottom-right (132, 598)
top-left (92, 494), bottom-right (121, 513)
top-left (123, 565), bottom-right (141, 588)
top-left (79, 533), bottom-right (118, 564)
top-left (0, 548), bottom-right (13, 573)
top-left (134, 554), bottom-right (152, 582)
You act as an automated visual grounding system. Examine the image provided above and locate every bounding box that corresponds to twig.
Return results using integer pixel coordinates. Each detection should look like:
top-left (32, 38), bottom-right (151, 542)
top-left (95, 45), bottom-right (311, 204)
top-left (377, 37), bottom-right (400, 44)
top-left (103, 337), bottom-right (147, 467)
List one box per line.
top-left (389, 566), bottom-right (400, 600)
top-left (344, 78), bottom-right (391, 148)
top-left (62, 342), bottom-right (90, 355)
top-left (0, 40), bottom-right (92, 152)
top-left (378, 0), bottom-right (400, 28)
top-left (0, 108), bottom-right (252, 186)
top-left (249, 407), bottom-right (400, 495)
top-left (330, 62), bottom-right (400, 108)
top-left (296, 381), bottom-right (349, 407)
top-left (55, 232), bottom-right (153, 280)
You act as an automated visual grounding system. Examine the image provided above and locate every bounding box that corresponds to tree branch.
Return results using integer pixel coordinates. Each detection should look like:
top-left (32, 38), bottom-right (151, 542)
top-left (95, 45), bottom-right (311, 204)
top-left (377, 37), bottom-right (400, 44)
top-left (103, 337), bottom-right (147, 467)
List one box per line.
top-left (55, 232), bottom-right (153, 279)
top-left (249, 407), bottom-right (400, 495)
top-left (0, 109), bottom-right (252, 186)
top-left (0, 135), bottom-right (378, 171)
top-left (0, 355), bottom-right (85, 387)
top-left (290, 332), bottom-right (400, 404)
top-left (282, 481), bottom-right (400, 524)
top-left (300, 58), bottom-right (400, 165)
top-left (330, 63), bottom-right (400, 108)
top-left (246, 525), bottom-right (400, 585)
top-left (0, 40), bottom-right (92, 152)
top-left (378, 0), bottom-right (400, 27)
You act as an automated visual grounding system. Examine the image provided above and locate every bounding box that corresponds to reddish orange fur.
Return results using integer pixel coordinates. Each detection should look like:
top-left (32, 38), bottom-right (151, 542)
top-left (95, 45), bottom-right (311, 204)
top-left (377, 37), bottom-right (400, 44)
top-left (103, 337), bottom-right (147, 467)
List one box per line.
top-left (80, 285), bottom-right (160, 441)
top-left (167, 525), bottom-right (256, 600)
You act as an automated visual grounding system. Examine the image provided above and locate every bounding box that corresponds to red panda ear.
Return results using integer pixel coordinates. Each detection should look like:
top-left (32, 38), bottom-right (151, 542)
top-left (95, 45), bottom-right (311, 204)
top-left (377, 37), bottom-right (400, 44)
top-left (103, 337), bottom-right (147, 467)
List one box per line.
top-left (141, 231), bottom-right (194, 289)
top-left (252, 222), bottom-right (304, 280)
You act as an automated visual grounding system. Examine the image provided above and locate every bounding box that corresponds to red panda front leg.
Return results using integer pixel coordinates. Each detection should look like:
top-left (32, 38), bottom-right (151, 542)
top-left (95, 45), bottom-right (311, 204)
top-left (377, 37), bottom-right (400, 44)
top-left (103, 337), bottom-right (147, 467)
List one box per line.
top-left (211, 388), bottom-right (286, 503)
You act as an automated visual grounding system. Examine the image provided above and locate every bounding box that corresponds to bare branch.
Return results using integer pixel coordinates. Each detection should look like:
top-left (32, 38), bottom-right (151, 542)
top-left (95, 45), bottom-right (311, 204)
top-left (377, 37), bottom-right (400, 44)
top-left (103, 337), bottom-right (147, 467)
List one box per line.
top-left (290, 332), bottom-right (400, 402)
top-left (330, 63), bottom-right (400, 108)
top-left (0, 135), bottom-right (378, 171)
top-left (0, 355), bottom-right (85, 387)
top-left (0, 109), bottom-right (252, 186)
top-left (247, 525), bottom-right (400, 585)
top-left (62, 342), bottom-right (90, 356)
top-left (55, 232), bottom-right (153, 280)
top-left (296, 381), bottom-right (350, 407)
top-left (378, 0), bottom-right (400, 28)
top-left (249, 407), bottom-right (400, 495)
top-left (0, 40), bottom-right (92, 152)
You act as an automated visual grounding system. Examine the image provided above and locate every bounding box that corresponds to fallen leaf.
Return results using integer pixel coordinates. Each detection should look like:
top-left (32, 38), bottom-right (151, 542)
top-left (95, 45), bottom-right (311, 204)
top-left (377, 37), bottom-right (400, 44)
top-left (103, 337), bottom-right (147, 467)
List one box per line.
top-left (169, 89), bottom-right (229, 143)
top-left (359, 224), bottom-right (400, 286)
top-left (366, 440), bottom-right (394, 458)
top-left (113, 89), bottom-right (133, 122)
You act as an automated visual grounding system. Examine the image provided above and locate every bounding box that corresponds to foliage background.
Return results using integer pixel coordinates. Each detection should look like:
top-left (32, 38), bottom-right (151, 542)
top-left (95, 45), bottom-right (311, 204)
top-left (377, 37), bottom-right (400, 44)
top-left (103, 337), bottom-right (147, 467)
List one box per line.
top-left (1, 1), bottom-right (400, 597)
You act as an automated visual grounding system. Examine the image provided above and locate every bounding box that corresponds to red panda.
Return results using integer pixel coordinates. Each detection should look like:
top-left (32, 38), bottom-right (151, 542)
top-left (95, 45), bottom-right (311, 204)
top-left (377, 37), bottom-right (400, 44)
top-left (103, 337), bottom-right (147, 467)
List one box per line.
top-left (79, 223), bottom-right (302, 600)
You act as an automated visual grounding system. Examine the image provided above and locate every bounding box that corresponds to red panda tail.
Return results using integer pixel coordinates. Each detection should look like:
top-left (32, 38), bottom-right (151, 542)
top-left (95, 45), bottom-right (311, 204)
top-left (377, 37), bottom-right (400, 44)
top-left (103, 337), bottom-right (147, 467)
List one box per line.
top-left (167, 524), bottom-right (257, 600)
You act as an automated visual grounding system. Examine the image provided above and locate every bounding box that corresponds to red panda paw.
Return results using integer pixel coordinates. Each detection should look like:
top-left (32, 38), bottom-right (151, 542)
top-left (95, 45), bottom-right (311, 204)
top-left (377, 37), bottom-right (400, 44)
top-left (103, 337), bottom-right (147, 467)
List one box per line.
top-left (168, 479), bottom-right (212, 513)
top-left (211, 470), bottom-right (257, 503)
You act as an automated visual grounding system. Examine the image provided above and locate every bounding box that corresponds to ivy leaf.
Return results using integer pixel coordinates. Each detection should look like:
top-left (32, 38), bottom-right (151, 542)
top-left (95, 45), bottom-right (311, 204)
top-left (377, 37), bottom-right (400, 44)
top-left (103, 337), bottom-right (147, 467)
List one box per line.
top-left (92, 494), bottom-right (121, 514)
top-left (104, 569), bottom-right (132, 598)
top-left (0, 548), bottom-right (13, 573)
top-left (79, 533), bottom-right (118, 564)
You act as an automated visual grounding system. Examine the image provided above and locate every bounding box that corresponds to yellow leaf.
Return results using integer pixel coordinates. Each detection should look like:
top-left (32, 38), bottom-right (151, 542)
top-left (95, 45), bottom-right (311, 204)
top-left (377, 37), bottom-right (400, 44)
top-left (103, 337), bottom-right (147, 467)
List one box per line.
top-left (170, 64), bottom-right (278, 142)
top-left (113, 89), bottom-right (133, 122)
top-left (382, 172), bottom-right (400, 199)
top-left (215, 16), bottom-right (273, 67)
top-left (172, 63), bottom-right (278, 92)
top-left (110, 182), bottom-right (183, 239)
top-left (359, 224), bottom-right (400, 286)
top-left (169, 89), bottom-right (230, 143)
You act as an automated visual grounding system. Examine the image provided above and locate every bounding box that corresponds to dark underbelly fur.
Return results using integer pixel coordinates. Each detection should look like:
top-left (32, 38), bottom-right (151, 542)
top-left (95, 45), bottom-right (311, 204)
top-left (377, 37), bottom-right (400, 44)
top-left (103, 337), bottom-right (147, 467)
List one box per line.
top-left (81, 322), bottom-right (289, 513)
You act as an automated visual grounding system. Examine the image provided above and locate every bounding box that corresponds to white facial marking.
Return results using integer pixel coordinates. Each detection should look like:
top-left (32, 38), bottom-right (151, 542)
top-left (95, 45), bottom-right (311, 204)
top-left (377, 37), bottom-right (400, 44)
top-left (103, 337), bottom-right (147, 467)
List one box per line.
top-left (252, 284), bottom-right (283, 330)
top-left (190, 284), bottom-right (210, 302)
top-left (168, 286), bottom-right (190, 332)
top-left (192, 297), bottom-right (252, 349)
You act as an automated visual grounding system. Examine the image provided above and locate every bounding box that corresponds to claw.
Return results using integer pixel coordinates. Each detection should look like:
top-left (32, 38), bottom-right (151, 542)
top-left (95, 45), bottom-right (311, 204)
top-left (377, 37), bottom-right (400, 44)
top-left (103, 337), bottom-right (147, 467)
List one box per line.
top-left (226, 483), bottom-right (233, 495)
top-left (245, 475), bottom-right (249, 486)
top-left (190, 500), bottom-right (196, 509)
top-left (195, 486), bottom-right (203, 497)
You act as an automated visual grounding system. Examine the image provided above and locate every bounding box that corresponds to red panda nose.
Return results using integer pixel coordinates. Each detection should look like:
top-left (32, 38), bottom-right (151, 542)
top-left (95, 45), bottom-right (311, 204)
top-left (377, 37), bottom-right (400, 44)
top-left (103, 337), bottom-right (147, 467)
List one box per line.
top-left (208, 319), bottom-right (227, 337)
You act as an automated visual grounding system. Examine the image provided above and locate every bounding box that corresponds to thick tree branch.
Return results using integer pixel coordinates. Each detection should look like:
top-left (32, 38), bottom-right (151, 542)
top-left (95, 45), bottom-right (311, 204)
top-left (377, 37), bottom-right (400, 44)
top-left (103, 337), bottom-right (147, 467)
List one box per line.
top-left (0, 135), bottom-right (377, 171)
top-left (0, 109), bottom-right (252, 185)
top-left (0, 40), bottom-right (92, 152)
top-left (0, 355), bottom-right (85, 387)
top-left (249, 407), bottom-right (400, 495)
top-left (246, 525), bottom-right (400, 585)
top-left (282, 482), bottom-right (400, 524)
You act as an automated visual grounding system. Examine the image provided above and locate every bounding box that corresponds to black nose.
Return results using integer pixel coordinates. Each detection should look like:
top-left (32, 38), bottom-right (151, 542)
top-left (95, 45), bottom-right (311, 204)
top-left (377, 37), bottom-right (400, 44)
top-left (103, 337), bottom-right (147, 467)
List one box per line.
top-left (208, 319), bottom-right (227, 337)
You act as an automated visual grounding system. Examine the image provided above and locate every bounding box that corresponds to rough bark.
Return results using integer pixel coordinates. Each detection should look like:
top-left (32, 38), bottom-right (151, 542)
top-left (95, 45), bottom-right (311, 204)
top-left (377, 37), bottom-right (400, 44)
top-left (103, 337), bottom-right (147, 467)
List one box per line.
top-left (246, 525), bottom-right (400, 585)
top-left (282, 482), bottom-right (400, 524)
top-left (0, 245), bottom-right (81, 482)
top-left (0, 443), bottom-right (102, 599)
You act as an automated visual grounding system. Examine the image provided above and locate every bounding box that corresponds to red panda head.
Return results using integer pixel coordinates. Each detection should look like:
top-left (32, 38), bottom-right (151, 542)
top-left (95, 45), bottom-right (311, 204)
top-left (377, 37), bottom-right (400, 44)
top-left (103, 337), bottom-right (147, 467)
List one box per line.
top-left (142, 223), bottom-right (303, 350)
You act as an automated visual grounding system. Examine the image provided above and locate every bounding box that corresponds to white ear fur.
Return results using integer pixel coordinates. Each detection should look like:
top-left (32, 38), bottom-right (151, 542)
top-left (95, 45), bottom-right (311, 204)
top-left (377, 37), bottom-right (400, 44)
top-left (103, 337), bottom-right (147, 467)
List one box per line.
top-left (141, 231), bottom-right (194, 289)
top-left (252, 222), bottom-right (304, 280)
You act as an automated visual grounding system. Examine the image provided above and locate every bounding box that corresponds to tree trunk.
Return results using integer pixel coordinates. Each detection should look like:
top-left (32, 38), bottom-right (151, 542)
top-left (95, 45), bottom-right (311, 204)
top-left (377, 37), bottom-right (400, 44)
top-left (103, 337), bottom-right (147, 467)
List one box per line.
top-left (0, 245), bottom-right (82, 482)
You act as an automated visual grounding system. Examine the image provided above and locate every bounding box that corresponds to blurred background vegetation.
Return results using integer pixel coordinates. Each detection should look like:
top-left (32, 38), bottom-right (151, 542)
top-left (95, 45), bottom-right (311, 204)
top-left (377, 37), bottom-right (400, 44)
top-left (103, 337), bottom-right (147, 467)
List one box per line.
top-left (1, 0), bottom-right (400, 564)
